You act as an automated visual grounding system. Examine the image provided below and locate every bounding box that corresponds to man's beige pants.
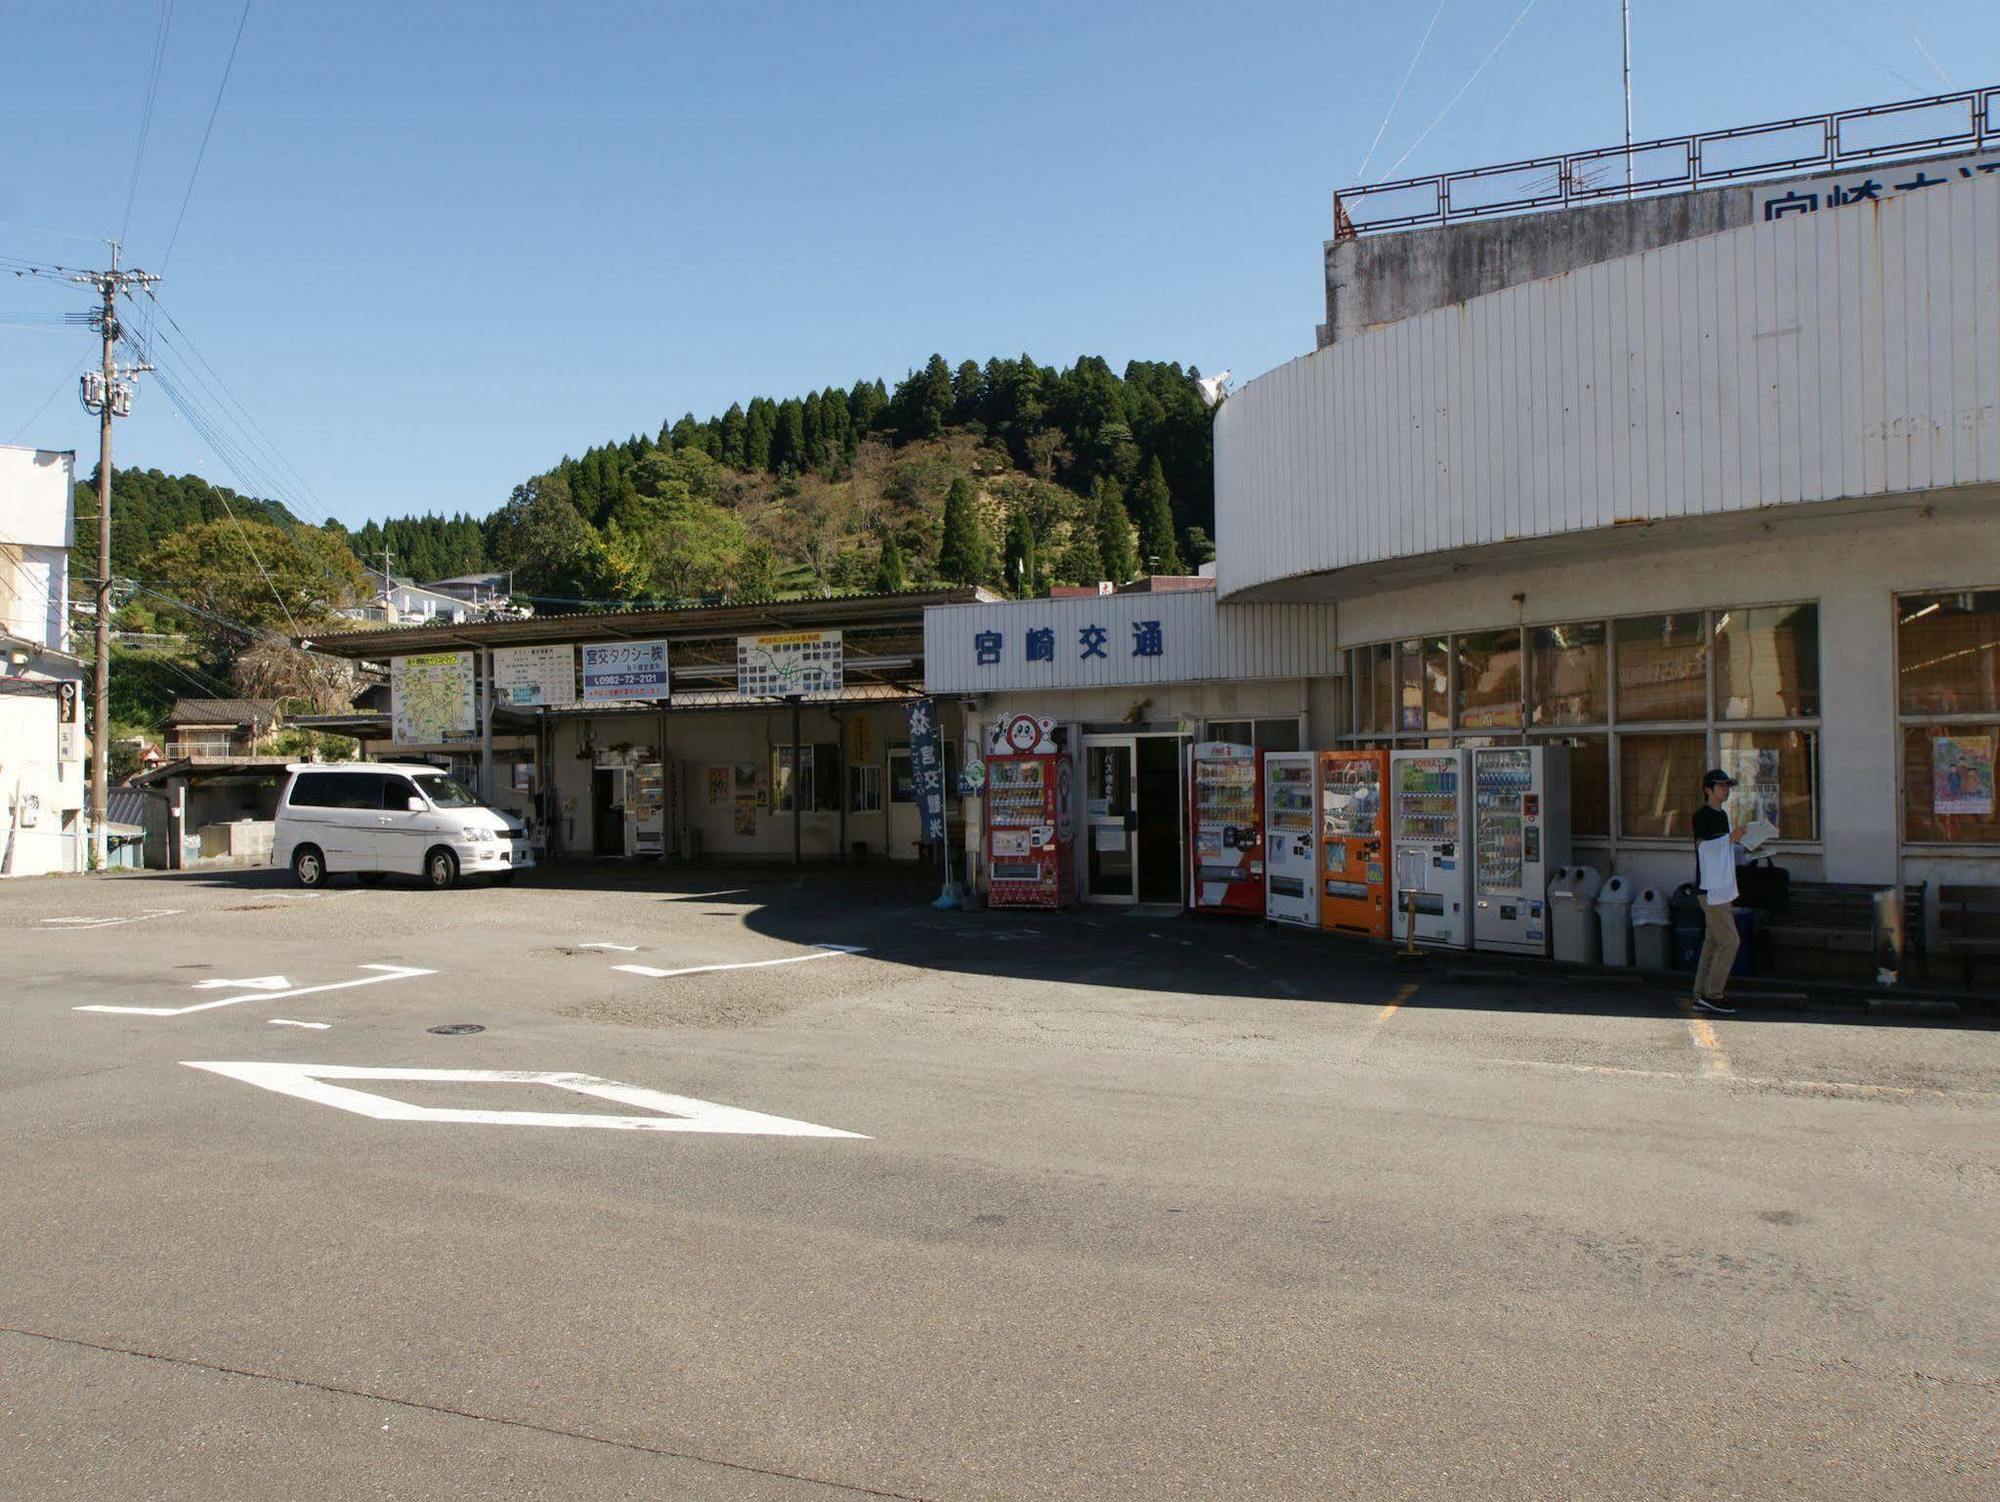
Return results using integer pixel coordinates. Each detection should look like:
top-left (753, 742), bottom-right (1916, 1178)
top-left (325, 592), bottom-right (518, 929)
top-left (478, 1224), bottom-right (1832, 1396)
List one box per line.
top-left (1694, 899), bottom-right (1740, 999)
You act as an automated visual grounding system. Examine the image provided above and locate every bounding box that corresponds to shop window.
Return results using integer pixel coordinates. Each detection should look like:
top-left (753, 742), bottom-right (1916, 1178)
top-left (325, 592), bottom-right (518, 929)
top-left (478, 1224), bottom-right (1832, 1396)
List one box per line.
top-left (1355, 642), bottom-right (1395, 734)
top-left (1529, 622), bottom-right (1607, 726)
top-left (1898, 590), bottom-right (2000, 715)
top-left (1398, 638), bottom-right (1449, 732)
top-left (849, 763), bottom-right (882, 813)
top-left (1615, 614), bottom-right (1707, 722)
top-left (1617, 732), bottom-right (1706, 839)
top-left (1718, 728), bottom-right (1818, 842)
top-left (1207, 718), bottom-right (1300, 752)
top-left (1535, 734), bottom-right (1609, 839)
top-left (773, 743), bottom-right (841, 813)
top-left (1455, 629), bottom-right (1523, 730)
top-left (1902, 724), bottom-right (2000, 844)
top-left (1714, 604), bottom-right (1819, 719)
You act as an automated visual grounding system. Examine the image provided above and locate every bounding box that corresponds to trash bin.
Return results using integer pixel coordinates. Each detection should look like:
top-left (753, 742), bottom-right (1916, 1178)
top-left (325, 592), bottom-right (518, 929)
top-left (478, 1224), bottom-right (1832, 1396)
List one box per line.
top-left (1597, 876), bottom-right (1635, 967)
top-left (1631, 886), bottom-right (1672, 971)
top-left (1669, 882), bottom-right (1704, 970)
top-left (1548, 863), bottom-right (1603, 964)
top-left (1731, 905), bottom-right (1760, 978)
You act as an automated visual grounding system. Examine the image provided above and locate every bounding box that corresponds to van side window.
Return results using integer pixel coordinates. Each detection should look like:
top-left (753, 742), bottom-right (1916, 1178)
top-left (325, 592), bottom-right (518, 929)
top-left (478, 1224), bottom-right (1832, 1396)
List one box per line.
top-left (381, 777), bottom-right (420, 810)
top-left (289, 773), bottom-right (336, 807)
top-left (330, 772), bottom-right (388, 809)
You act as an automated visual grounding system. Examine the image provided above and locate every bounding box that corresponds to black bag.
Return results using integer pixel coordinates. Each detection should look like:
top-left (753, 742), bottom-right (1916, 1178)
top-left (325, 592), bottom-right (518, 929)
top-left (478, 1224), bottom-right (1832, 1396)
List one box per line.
top-left (1735, 857), bottom-right (1790, 914)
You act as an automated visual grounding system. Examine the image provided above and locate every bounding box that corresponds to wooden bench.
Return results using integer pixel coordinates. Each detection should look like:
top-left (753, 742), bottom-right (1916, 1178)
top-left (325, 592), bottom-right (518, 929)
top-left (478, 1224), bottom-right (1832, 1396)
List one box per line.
top-left (1924, 884), bottom-right (2000, 987)
top-left (1764, 881), bottom-right (1925, 982)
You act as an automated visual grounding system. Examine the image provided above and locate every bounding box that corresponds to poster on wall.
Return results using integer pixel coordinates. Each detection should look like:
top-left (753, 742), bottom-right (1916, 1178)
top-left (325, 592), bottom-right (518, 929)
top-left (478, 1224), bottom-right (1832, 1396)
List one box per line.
top-left (738, 630), bottom-right (843, 697)
top-left (734, 761), bottom-right (768, 807)
top-left (1723, 747), bottom-right (1784, 835)
top-left (581, 640), bottom-right (670, 702)
top-left (1932, 732), bottom-right (1995, 817)
top-left (733, 796), bottom-right (758, 836)
top-left (391, 652), bottom-right (476, 745)
top-left (706, 767), bottom-right (731, 805)
top-left (493, 644), bottom-right (577, 708)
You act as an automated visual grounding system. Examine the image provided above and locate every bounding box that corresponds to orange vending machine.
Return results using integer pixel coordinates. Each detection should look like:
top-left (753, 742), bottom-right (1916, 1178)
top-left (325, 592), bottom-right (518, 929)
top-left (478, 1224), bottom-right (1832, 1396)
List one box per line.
top-left (1318, 749), bottom-right (1390, 937)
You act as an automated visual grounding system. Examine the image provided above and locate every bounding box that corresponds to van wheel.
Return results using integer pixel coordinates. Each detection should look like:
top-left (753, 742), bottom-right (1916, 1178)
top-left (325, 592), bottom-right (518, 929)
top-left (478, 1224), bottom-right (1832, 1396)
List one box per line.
top-left (355, 872), bottom-right (385, 886)
top-left (424, 847), bottom-right (459, 890)
top-left (291, 845), bottom-right (327, 888)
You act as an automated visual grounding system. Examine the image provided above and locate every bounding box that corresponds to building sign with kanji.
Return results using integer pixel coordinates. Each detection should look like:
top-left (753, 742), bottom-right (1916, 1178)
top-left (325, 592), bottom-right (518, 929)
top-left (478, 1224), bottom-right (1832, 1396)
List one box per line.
top-left (1753, 151), bottom-right (2000, 224)
top-left (581, 640), bottom-right (671, 702)
top-left (904, 698), bottom-right (948, 843)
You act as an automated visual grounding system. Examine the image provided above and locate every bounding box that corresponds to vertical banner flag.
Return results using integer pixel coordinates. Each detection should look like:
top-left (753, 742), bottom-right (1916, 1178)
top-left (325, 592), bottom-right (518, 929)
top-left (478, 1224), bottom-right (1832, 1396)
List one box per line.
top-left (905, 698), bottom-right (947, 844)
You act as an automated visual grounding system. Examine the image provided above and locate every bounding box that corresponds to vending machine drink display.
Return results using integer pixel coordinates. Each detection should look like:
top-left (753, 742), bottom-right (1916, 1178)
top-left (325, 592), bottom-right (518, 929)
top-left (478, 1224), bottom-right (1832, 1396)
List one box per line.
top-left (1472, 745), bottom-right (1571, 954)
top-left (1189, 742), bottom-right (1264, 916)
top-left (1319, 750), bottom-right (1390, 937)
top-left (1262, 752), bottom-right (1318, 928)
top-left (1389, 749), bottom-right (1471, 949)
top-left (983, 713), bottom-right (1077, 909)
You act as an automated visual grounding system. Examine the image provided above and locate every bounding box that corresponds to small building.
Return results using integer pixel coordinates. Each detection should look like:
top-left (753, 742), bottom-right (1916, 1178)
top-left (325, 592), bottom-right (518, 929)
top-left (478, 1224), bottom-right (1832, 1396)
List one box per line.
top-left (422, 572), bottom-right (514, 609)
top-left (130, 755), bottom-right (292, 869)
top-left (164, 698), bottom-right (282, 761)
top-left (347, 578), bottom-right (479, 627)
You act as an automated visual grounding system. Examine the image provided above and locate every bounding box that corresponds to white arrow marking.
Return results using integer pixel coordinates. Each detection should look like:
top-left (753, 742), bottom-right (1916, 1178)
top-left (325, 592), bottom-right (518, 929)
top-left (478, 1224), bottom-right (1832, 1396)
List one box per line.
top-left (182, 1063), bottom-right (867, 1138)
top-left (576, 942), bottom-right (639, 952)
top-left (268, 1019), bottom-right (331, 1030)
top-left (613, 944), bottom-right (864, 980)
top-left (77, 963), bottom-right (435, 1017)
top-left (193, 975), bottom-right (293, 991)
top-left (39, 909), bottom-right (182, 930)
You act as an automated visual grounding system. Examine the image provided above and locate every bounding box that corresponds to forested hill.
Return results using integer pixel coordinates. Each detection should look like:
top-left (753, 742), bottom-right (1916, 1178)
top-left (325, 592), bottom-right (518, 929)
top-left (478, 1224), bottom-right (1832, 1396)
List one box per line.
top-left (94, 353), bottom-right (1220, 608)
top-left (76, 467), bottom-right (301, 575)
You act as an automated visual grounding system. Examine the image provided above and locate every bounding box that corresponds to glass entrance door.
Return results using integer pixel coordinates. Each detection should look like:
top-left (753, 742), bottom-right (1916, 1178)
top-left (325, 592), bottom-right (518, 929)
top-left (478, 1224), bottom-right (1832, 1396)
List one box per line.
top-left (1083, 736), bottom-right (1137, 902)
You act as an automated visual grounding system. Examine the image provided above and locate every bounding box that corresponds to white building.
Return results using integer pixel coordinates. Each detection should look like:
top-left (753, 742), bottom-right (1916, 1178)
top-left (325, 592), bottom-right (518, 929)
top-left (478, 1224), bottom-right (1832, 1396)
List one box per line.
top-left (0, 445), bottom-right (87, 876)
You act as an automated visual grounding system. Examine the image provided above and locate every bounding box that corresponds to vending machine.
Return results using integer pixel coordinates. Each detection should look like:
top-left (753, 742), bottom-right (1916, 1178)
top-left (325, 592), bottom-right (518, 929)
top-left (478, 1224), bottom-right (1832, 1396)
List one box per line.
top-left (1262, 752), bottom-right (1318, 928)
top-left (1189, 742), bottom-right (1263, 916)
top-left (1472, 745), bottom-right (1571, 955)
top-left (1319, 749), bottom-right (1390, 937)
top-left (1389, 748), bottom-right (1471, 949)
top-left (983, 713), bottom-right (1077, 909)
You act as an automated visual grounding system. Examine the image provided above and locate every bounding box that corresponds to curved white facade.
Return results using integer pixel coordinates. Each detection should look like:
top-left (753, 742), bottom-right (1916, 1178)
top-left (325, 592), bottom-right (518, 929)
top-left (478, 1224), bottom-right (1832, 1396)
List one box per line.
top-left (1216, 173), bottom-right (2000, 601)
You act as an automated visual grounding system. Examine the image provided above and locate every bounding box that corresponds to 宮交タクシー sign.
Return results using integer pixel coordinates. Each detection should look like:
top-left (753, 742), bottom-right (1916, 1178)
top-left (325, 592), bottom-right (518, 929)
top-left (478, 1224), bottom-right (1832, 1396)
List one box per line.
top-left (738, 630), bottom-right (843, 698)
top-left (493, 643), bottom-right (578, 708)
top-left (581, 640), bottom-right (670, 702)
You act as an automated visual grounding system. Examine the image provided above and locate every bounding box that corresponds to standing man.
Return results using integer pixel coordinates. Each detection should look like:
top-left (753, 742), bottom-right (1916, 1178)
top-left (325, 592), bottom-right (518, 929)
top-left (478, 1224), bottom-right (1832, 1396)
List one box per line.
top-left (1691, 767), bottom-right (1746, 1014)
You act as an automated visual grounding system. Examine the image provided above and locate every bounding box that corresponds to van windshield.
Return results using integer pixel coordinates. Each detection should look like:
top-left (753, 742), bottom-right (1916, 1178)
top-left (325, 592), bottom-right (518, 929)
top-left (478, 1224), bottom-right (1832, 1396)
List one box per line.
top-left (414, 773), bottom-right (479, 808)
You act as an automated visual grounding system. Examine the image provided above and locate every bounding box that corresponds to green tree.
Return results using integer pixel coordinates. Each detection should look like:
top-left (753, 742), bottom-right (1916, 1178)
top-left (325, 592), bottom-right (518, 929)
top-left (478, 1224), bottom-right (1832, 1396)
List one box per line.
top-left (1093, 478), bottom-right (1138, 583)
top-left (145, 518), bottom-right (369, 667)
top-left (896, 354), bottom-right (955, 440)
top-left (1003, 510), bottom-right (1037, 596)
top-left (936, 476), bottom-right (989, 583)
top-left (1133, 457), bottom-right (1185, 574)
top-left (1182, 525), bottom-right (1216, 567)
top-left (734, 538), bottom-right (778, 600)
top-left (1053, 527), bottom-right (1104, 586)
top-left (873, 527), bottom-right (907, 592)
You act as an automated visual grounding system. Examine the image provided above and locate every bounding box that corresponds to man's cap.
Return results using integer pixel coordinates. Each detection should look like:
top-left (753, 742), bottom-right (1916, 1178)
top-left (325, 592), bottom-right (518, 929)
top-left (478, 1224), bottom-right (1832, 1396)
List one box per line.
top-left (1702, 768), bottom-right (1735, 789)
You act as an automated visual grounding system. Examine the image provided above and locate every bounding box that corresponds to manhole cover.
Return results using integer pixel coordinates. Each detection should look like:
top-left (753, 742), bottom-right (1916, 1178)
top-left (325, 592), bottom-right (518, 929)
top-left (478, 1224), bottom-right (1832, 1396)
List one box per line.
top-left (427, 1023), bottom-right (485, 1035)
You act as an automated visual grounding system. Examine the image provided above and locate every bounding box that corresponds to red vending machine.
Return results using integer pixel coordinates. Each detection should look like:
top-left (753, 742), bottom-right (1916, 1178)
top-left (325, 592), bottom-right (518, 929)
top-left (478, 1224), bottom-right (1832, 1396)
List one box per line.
top-left (1189, 741), bottom-right (1264, 915)
top-left (983, 713), bottom-right (1077, 909)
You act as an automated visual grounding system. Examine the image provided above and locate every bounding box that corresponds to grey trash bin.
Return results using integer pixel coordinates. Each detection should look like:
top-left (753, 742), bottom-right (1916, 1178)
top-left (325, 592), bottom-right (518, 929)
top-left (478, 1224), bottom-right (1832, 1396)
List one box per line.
top-left (1597, 876), bottom-right (1635, 967)
top-left (1549, 864), bottom-right (1603, 964)
top-left (1630, 886), bottom-right (1672, 971)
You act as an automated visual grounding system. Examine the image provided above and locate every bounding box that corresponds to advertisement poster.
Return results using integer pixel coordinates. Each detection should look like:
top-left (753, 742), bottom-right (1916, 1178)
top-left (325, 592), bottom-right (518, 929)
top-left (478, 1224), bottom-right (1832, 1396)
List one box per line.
top-left (733, 796), bottom-right (758, 836)
top-left (391, 652), bottom-right (476, 745)
top-left (1724, 747), bottom-right (1783, 835)
top-left (493, 643), bottom-right (577, 708)
top-left (1932, 733), bottom-right (1995, 816)
top-left (738, 630), bottom-right (843, 697)
top-left (581, 640), bottom-right (670, 702)
top-left (706, 767), bottom-right (731, 805)
top-left (734, 762), bottom-right (768, 807)
top-left (905, 699), bottom-right (947, 843)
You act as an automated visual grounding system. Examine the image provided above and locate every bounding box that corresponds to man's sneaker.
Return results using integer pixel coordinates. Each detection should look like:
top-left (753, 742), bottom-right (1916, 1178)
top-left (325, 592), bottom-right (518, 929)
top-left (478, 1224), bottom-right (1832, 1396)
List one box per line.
top-left (1693, 996), bottom-right (1735, 1015)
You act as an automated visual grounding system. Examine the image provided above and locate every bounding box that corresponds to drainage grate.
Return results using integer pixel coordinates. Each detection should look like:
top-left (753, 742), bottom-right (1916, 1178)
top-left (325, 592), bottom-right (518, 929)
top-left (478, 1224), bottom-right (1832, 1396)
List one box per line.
top-left (426, 1023), bottom-right (485, 1035)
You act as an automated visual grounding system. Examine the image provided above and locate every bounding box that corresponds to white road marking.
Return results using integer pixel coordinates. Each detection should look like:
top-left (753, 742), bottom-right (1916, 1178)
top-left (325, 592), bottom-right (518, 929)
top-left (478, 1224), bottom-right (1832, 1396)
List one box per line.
top-left (576, 943), bottom-right (639, 952)
top-left (193, 975), bottom-right (293, 991)
top-left (612, 944), bottom-right (864, 980)
top-left (268, 1018), bottom-right (331, 1030)
top-left (38, 908), bottom-right (181, 931)
top-left (182, 1063), bottom-right (868, 1137)
top-left (1471, 1055), bottom-right (1996, 1100)
top-left (76, 963), bottom-right (435, 1017)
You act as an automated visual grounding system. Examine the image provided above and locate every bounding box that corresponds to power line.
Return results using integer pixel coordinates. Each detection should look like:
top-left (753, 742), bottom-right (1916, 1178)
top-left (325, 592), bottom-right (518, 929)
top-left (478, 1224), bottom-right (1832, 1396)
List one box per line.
top-left (160, 0), bottom-right (253, 274)
top-left (120, 0), bottom-right (178, 245)
top-left (1355, 0), bottom-right (1450, 181)
top-left (1379, 0), bottom-right (1541, 182)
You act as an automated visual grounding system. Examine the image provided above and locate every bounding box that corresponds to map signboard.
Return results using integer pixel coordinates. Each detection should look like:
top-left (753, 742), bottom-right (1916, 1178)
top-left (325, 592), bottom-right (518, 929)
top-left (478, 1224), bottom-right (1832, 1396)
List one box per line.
top-left (493, 643), bottom-right (578, 708)
top-left (737, 630), bottom-right (843, 698)
top-left (391, 652), bottom-right (476, 745)
top-left (581, 640), bottom-right (671, 702)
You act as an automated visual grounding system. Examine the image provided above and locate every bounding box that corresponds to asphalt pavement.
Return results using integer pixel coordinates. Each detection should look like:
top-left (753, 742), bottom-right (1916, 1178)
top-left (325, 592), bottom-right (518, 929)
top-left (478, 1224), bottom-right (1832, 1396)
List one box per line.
top-left (2, 862), bottom-right (1994, 1500)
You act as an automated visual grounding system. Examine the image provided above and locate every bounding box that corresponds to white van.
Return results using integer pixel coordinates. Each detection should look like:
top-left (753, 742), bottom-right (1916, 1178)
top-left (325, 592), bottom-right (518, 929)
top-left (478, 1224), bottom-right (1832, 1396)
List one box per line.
top-left (273, 762), bottom-right (533, 889)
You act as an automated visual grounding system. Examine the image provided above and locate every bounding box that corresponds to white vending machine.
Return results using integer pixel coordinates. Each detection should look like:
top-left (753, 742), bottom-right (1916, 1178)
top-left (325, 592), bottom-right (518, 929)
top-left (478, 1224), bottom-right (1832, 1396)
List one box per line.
top-left (1472, 745), bottom-right (1571, 955)
top-left (1389, 749), bottom-right (1471, 949)
top-left (1262, 751), bottom-right (1318, 928)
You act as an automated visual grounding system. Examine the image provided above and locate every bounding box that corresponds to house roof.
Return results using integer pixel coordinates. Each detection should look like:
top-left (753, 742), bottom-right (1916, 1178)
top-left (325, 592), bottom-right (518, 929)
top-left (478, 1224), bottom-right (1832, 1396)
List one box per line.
top-left (165, 697), bottom-right (282, 726)
top-left (104, 787), bottom-right (150, 834)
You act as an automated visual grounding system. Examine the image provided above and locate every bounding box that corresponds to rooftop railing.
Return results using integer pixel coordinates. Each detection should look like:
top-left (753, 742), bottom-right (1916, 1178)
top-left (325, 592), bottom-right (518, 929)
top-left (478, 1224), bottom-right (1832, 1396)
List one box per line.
top-left (1333, 85), bottom-right (1999, 238)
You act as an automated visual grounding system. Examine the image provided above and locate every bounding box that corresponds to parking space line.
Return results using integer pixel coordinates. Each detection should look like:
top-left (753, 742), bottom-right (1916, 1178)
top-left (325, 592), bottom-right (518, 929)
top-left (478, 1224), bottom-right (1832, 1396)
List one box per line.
top-left (613, 945), bottom-right (865, 980)
top-left (1378, 982), bottom-right (1418, 1023)
top-left (268, 1019), bottom-right (331, 1030)
top-left (1683, 1006), bottom-right (1734, 1078)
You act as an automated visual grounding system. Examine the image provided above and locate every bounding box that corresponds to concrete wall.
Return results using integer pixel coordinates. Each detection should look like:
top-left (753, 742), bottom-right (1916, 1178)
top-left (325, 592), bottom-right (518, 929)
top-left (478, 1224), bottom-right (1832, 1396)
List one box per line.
top-left (0, 686), bottom-right (84, 877)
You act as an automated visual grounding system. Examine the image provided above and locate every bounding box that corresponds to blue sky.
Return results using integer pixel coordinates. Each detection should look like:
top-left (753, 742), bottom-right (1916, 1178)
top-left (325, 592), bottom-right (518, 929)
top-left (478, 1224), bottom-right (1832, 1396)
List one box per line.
top-left (3, 1), bottom-right (1996, 531)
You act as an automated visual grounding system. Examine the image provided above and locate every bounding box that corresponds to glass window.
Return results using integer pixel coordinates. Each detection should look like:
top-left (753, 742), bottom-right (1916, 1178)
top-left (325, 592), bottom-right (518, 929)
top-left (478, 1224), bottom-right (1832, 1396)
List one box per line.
top-left (1357, 642), bottom-right (1394, 734)
top-left (1902, 724), bottom-right (2000, 844)
top-left (1898, 590), bottom-right (2000, 715)
top-left (811, 742), bottom-right (840, 812)
top-left (1615, 614), bottom-right (1707, 722)
top-left (1398, 638), bottom-right (1449, 732)
top-left (1618, 732), bottom-right (1706, 839)
top-left (1718, 729), bottom-right (1818, 841)
top-left (288, 773), bottom-right (334, 808)
top-left (849, 762), bottom-right (881, 813)
top-left (1537, 734), bottom-right (1610, 839)
top-left (888, 749), bottom-right (914, 804)
top-left (412, 773), bottom-right (478, 808)
top-left (1206, 720), bottom-right (1252, 746)
top-left (1255, 718), bottom-right (1301, 752)
top-left (1529, 621), bottom-right (1607, 726)
top-left (1714, 604), bottom-right (1819, 719)
top-left (1455, 629), bottom-right (1523, 730)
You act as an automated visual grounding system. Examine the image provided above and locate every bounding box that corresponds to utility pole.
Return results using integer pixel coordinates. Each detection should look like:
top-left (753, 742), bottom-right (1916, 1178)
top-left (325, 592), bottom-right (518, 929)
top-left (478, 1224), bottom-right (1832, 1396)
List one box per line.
top-left (71, 244), bottom-right (156, 871)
